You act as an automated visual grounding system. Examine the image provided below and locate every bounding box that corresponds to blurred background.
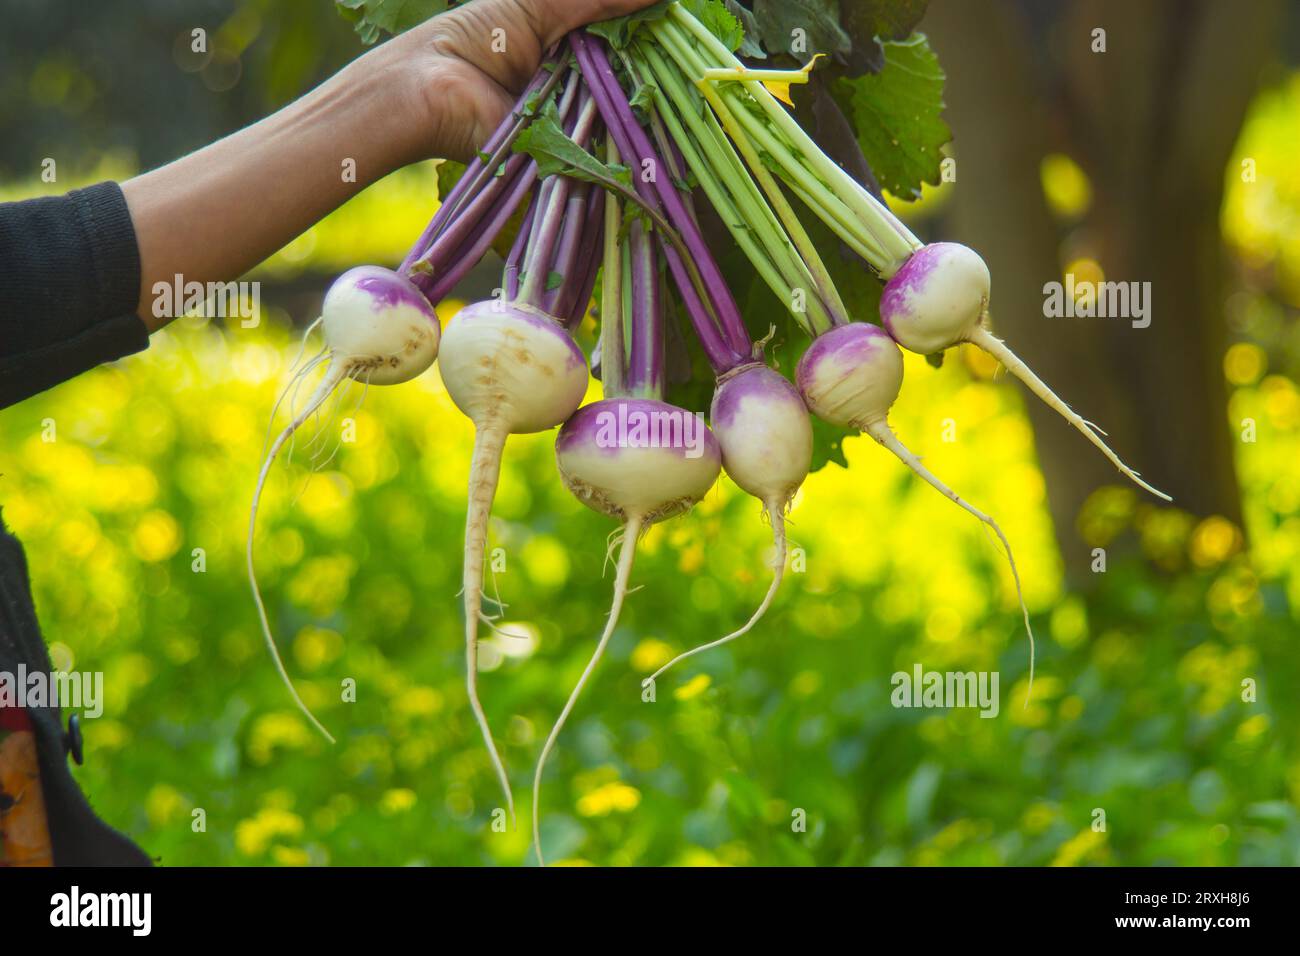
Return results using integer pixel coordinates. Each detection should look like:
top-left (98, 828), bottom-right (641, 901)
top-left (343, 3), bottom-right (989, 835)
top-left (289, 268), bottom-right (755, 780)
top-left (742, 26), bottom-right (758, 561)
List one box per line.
top-left (1, 0), bottom-right (1298, 865)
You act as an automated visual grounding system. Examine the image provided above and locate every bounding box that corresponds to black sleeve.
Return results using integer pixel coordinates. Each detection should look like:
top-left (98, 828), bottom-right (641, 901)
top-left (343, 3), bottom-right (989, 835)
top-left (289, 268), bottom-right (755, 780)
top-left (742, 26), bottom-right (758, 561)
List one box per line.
top-left (1, 512), bottom-right (152, 865)
top-left (0, 181), bottom-right (149, 410)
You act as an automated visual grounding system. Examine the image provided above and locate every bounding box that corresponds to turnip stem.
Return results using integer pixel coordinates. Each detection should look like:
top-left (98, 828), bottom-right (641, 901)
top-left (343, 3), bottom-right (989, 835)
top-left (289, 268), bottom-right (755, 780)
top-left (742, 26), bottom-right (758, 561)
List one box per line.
top-left (865, 420), bottom-right (1035, 706)
top-left (406, 53), bottom-right (571, 268)
top-left (573, 34), bottom-right (749, 368)
top-left (401, 63), bottom-right (557, 270)
top-left (660, 7), bottom-right (920, 270)
top-left (967, 327), bottom-right (1172, 502)
top-left (518, 92), bottom-right (601, 305)
top-left (634, 43), bottom-right (831, 335)
top-left (542, 184), bottom-right (593, 315)
top-left (532, 515), bottom-right (643, 866)
top-left (557, 184), bottom-right (607, 327)
top-left (646, 23), bottom-right (847, 328)
top-left (462, 423), bottom-right (516, 825)
top-left (700, 67), bottom-right (814, 86)
top-left (599, 145), bottom-right (628, 397)
top-left (678, 47), bottom-right (889, 267)
top-left (503, 189), bottom-right (538, 301)
top-left (420, 161), bottom-right (539, 304)
top-left (248, 363), bottom-right (348, 744)
top-left (693, 77), bottom-right (848, 329)
top-left (646, 500), bottom-right (786, 684)
top-left (415, 154), bottom-right (529, 275)
top-left (626, 219), bottom-right (665, 396)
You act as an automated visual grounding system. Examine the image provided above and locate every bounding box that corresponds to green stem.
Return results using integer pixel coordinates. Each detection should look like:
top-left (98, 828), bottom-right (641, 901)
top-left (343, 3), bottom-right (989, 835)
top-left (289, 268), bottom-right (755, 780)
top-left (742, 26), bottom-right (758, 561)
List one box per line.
top-left (661, 6), bottom-right (921, 274)
top-left (701, 66), bottom-right (816, 85)
top-left (721, 91), bottom-right (888, 264)
top-left (651, 23), bottom-right (849, 326)
top-left (600, 137), bottom-right (627, 397)
top-left (662, 32), bottom-right (849, 327)
top-left (783, 175), bottom-right (880, 266)
top-left (634, 43), bottom-right (828, 336)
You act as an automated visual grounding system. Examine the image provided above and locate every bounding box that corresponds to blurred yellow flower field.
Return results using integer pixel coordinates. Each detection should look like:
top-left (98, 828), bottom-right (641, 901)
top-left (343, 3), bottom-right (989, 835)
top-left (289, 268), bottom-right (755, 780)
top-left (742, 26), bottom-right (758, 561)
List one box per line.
top-left (3, 70), bottom-right (1300, 866)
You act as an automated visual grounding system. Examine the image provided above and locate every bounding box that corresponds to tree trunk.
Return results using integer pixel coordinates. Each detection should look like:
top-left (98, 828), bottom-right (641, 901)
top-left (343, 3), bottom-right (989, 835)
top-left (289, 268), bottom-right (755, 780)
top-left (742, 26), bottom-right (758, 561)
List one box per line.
top-left (923, 0), bottom-right (1279, 581)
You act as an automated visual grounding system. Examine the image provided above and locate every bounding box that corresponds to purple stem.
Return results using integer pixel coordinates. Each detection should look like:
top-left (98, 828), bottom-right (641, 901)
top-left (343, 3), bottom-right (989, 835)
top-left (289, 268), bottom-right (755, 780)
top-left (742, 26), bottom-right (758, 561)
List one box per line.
top-left (572, 32), bottom-right (749, 371)
top-left (559, 184), bottom-right (607, 328)
top-left (504, 190), bottom-right (539, 300)
top-left (542, 183), bottom-right (592, 315)
top-left (415, 153), bottom-right (530, 275)
top-left (414, 70), bottom-right (583, 279)
top-left (399, 66), bottom-right (553, 272)
top-left (518, 91), bottom-right (601, 307)
top-left (625, 219), bottom-right (664, 397)
top-left (417, 160), bottom-right (540, 304)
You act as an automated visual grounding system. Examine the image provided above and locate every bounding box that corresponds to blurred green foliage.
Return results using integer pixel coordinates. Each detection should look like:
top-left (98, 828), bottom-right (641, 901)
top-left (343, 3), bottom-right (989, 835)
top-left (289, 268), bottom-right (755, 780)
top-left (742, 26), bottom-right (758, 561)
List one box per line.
top-left (2, 278), bottom-right (1297, 865)
top-left (2, 11), bottom-right (1299, 867)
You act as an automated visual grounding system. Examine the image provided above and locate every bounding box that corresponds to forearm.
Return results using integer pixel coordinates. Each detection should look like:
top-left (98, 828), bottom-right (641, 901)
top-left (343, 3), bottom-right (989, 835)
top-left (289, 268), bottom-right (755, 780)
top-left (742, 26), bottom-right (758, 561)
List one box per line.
top-left (122, 50), bottom-right (425, 331)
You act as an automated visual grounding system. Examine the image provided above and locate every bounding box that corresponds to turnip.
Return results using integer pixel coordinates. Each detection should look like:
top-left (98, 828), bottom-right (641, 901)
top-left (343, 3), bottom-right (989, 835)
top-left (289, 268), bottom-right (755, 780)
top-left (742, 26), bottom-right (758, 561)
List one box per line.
top-left (247, 266), bottom-right (441, 743)
top-left (439, 77), bottom-right (603, 826)
top-left (645, 4), bottom-right (1169, 502)
top-left (529, 180), bottom-right (722, 864)
top-left (796, 321), bottom-right (1035, 697)
top-left (599, 19), bottom-right (1039, 697)
top-left (879, 243), bottom-right (1170, 500)
top-left (647, 363), bottom-right (811, 685)
top-left (573, 33), bottom-right (814, 686)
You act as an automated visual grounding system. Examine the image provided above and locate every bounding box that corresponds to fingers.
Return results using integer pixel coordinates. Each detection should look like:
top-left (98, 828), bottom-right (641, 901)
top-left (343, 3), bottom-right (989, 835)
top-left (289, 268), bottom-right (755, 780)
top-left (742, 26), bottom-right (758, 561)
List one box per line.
top-left (424, 1), bottom-right (546, 93)
top-left (519, 0), bottom-right (665, 49)
top-left (423, 0), bottom-right (661, 94)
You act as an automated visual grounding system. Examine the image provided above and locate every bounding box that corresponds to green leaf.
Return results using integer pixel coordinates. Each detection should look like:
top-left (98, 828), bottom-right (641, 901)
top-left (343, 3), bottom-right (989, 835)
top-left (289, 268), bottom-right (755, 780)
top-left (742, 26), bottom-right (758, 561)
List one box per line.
top-left (546, 270), bottom-right (566, 292)
top-left (724, 0), bottom-right (767, 59)
top-left (335, 0), bottom-right (448, 45)
top-left (836, 34), bottom-right (950, 200)
top-left (585, 1), bottom-right (675, 49)
top-left (513, 106), bottom-right (632, 190)
top-left (838, 0), bottom-right (932, 75)
top-left (629, 81), bottom-right (659, 114)
top-left (589, 0), bottom-right (745, 51)
top-left (751, 0), bottom-right (850, 60)
top-left (847, 0), bottom-right (931, 44)
top-left (681, 0), bottom-right (746, 52)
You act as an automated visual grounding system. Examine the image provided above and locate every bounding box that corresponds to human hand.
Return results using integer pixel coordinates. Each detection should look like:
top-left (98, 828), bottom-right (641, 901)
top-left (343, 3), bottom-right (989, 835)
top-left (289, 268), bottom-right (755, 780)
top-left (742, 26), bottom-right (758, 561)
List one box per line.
top-left (374, 0), bottom-right (660, 162)
top-left (125, 0), bottom-right (659, 329)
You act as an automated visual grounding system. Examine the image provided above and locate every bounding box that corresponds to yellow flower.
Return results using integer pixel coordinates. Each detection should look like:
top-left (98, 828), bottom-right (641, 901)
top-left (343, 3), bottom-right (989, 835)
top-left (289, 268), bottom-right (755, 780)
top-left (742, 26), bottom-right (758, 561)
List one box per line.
top-left (674, 674), bottom-right (711, 701)
top-left (132, 510), bottom-right (182, 562)
top-left (379, 789), bottom-right (418, 815)
top-left (576, 782), bottom-right (641, 817)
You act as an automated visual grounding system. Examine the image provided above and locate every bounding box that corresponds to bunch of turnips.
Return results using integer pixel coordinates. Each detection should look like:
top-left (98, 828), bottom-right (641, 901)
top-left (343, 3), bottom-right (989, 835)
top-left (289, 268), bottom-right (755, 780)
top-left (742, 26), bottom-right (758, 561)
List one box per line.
top-left (247, 2), bottom-right (1170, 864)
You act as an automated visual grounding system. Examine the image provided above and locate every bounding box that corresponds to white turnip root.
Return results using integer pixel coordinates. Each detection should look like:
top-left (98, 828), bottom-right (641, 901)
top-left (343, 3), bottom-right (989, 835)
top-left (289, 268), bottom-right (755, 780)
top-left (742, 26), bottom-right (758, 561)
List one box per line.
top-left (248, 266), bottom-right (440, 743)
top-left (648, 363), bottom-right (812, 685)
top-left (881, 244), bottom-right (1171, 502)
top-left (797, 321), bottom-right (1036, 702)
top-left (438, 300), bottom-right (590, 825)
top-left (533, 397), bottom-right (722, 864)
